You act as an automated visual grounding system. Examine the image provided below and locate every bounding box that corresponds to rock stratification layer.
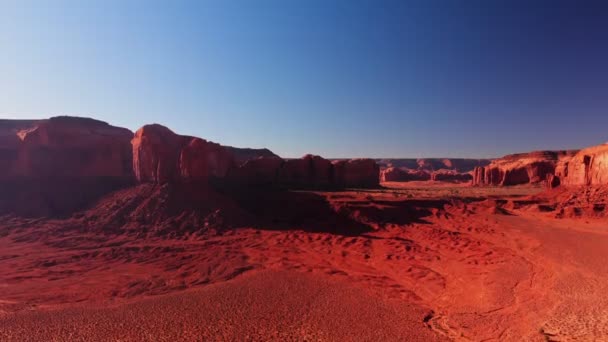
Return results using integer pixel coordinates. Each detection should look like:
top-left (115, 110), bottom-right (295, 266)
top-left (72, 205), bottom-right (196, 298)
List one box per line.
top-left (555, 143), bottom-right (608, 186)
top-left (472, 151), bottom-right (578, 186)
top-left (131, 124), bottom-right (235, 183)
top-left (332, 159), bottom-right (380, 188)
top-left (0, 116), bottom-right (133, 179)
top-left (0, 116), bottom-right (134, 216)
top-left (132, 125), bottom-right (380, 189)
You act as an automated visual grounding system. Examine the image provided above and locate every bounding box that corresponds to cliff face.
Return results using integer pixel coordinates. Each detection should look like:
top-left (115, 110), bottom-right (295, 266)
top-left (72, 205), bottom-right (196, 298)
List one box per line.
top-left (0, 117), bottom-right (134, 216)
top-left (0, 116), bottom-right (133, 179)
top-left (132, 124), bottom-right (235, 184)
top-left (332, 159), bottom-right (380, 188)
top-left (472, 150), bottom-right (578, 186)
top-left (132, 125), bottom-right (380, 189)
top-left (380, 167), bottom-right (430, 182)
top-left (557, 144), bottom-right (608, 186)
top-left (223, 146), bottom-right (280, 165)
top-left (376, 158), bottom-right (490, 173)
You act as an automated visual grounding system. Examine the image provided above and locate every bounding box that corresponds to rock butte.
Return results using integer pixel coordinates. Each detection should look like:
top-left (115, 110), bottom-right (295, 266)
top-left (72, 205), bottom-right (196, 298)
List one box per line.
top-left (554, 143), bottom-right (608, 186)
top-left (2, 115), bottom-right (608, 341)
top-left (0, 117), bottom-right (381, 217)
top-left (472, 150), bottom-right (579, 186)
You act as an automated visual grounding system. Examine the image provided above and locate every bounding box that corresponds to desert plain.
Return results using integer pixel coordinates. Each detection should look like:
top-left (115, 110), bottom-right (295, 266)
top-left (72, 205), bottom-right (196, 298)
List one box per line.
top-left (0, 117), bottom-right (607, 341)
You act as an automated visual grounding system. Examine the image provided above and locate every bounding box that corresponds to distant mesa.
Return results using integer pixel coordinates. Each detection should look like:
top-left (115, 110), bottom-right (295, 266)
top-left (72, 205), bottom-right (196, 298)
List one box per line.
top-left (376, 158), bottom-right (490, 173)
top-left (380, 167), bottom-right (430, 182)
top-left (0, 116), bottom-right (382, 217)
top-left (472, 150), bottom-right (578, 187)
top-left (377, 158), bottom-right (487, 184)
top-left (131, 124), bottom-right (235, 183)
top-left (223, 146), bottom-right (279, 165)
top-left (132, 124), bottom-right (380, 189)
top-left (0, 116), bottom-right (134, 216)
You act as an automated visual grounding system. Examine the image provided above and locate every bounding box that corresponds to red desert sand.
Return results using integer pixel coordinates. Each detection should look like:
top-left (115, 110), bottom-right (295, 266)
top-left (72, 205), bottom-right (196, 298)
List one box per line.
top-left (1, 118), bottom-right (608, 341)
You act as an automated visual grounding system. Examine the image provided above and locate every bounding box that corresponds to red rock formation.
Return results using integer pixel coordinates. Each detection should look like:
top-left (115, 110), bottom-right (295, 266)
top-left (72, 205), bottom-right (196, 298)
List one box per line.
top-left (377, 158), bottom-right (490, 173)
top-left (471, 151), bottom-right (577, 186)
top-left (380, 167), bottom-right (430, 182)
top-left (546, 174), bottom-right (560, 189)
top-left (333, 159), bottom-right (380, 188)
top-left (228, 156), bottom-right (380, 188)
top-left (431, 169), bottom-right (472, 182)
top-left (223, 146), bottom-right (280, 165)
top-left (227, 157), bottom-right (284, 185)
top-left (0, 116), bottom-right (134, 216)
top-left (132, 124), bottom-right (235, 184)
top-left (278, 155), bottom-right (333, 187)
top-left (180, 138), bottom-right (235, 181)
top-left (558, 144), bottom-right (608, 186)
top-left (0, 116), bottom-right (133, 179)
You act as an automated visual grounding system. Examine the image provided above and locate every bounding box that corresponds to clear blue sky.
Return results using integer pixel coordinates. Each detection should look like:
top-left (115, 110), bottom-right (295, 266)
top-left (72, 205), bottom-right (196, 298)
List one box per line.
top-left (1, 0), bottom-right (608, 158)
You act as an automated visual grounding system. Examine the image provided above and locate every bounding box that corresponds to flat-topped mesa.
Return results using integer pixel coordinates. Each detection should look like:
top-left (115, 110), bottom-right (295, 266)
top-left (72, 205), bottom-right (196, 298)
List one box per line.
top-left (332, 158), bottom-right (380, 188)
top-left (223, 146), bottom-right (280, 165)
top-left (554, 143), bottom-right (608, 187)
top-left (472, 150), bottom-right (578, 186)
top-left (0, 116), bottom-right (134, 216)
top-left (0, 116), bottom-right (133, 179)
top-left (132, 124), bottom-right (380, 188)
top-left (227, 156), bottom-right (380, 189)
top-left (132, 124), bottom-right (235, 183)
top-left (431, 169), bottom-right (473, 182)
top-left (380, 167), bottom-right (430, 182)
top-left (278, 154), bottom-right (333, 187)
top-left (376, 158), bottom-right (490, 173)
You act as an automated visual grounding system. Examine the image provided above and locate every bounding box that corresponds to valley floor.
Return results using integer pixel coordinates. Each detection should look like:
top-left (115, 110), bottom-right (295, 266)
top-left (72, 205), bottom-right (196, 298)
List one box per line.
top-left (1, 183), bottom-right (607, 341)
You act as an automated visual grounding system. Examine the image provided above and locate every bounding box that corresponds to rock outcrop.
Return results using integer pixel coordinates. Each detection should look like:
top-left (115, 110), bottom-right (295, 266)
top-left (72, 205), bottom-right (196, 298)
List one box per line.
top-left (0, 116), bottom-right (134, 216)
top-left (227, 157), bottom-right (284, 185)
top-left (132, 124), bottom-right (235, 184)
top-left (227, 156), bottom-right (380, 188)
top-left (332, 159), bottom-right (380, 188)
top-left (472, 151), bottom-right (577, 186)
top-left (555, 143), bottom-right (608, 186)
top-left (278, 155), bottom-right (333, 187)
top-left (223, 146), bottom-right (280, 165)
top-left (431, 169), bottom-right (473, 182)
top-left (377, 158), bottom-right (490, 173)
top-left (380, 167), bottom-right (430, 182)
top-left (0, 116), bottom-right (133, 179)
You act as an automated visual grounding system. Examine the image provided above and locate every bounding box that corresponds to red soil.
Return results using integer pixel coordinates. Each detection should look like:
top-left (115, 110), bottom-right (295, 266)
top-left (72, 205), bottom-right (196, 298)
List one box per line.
top-left (1, 182), bottom-right (608, 340)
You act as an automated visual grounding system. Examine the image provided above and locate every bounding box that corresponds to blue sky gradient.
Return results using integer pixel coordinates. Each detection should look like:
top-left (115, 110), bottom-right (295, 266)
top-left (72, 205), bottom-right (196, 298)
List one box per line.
top-left (1, 0), bottom-right (608, 158)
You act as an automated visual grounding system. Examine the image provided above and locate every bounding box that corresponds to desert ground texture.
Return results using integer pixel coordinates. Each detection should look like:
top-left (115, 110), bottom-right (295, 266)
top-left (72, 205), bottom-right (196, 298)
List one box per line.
top-left (1, 182), bottom-right (607, 341)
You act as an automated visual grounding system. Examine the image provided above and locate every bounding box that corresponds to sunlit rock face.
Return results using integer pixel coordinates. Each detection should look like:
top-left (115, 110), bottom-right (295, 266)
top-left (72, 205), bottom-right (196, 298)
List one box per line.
top-left (132, 124), bottom-right (235, 184)
top-left (471, 150), bottom-right (577, 186)
top-left (558, 144), bottom-right (608, 186)
top-left (0, 116), bottom-right (133, 180)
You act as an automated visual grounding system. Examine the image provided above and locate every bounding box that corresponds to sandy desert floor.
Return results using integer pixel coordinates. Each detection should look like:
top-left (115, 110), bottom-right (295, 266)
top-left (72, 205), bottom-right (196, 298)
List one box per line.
top-left (1, 182), bottom-right (607, 341)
